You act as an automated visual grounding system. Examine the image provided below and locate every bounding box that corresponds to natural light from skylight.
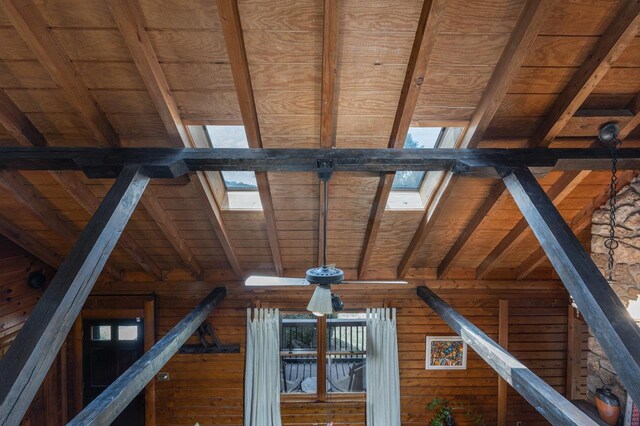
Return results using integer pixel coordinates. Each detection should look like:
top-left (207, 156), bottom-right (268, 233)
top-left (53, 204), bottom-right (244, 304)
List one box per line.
top-left (205, 125), bottom-right (258, 191)
top-left (391, 127), bottom-right (443, 191)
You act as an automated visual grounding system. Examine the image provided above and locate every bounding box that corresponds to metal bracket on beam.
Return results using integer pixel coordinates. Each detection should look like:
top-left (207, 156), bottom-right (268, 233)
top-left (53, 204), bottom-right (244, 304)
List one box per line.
top-left (179, 323), bottom-right (240, 354)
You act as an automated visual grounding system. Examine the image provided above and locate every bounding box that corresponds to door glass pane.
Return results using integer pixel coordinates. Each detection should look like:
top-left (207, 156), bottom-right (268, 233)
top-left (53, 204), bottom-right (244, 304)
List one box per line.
top-left (118, 325), bottom-right (138, 341)
top-left (90, 325), bottom-right (111, 341)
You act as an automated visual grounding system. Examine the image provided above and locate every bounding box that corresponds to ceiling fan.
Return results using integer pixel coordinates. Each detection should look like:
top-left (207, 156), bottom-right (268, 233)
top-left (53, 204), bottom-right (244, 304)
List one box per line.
top-left (244, 160), bottom-right (408, 316)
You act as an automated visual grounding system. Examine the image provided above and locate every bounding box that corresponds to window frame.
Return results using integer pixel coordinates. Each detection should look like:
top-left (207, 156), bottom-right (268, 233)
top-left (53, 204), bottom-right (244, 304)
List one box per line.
top-left (202, 125), bottom-right (258, 192)
top-left (390, 127), bottom-right (445, 192)
top-left (280, 311), bottom-right (366, 403)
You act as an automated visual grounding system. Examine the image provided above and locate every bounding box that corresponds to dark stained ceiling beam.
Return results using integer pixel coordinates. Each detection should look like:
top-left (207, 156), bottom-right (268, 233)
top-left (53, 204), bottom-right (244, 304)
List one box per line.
top-left (216, 0), bottom-right (283, 276)
top-left (358, 0), bottom-right (446, 279)
top-left (398, 0), bottom-right (553, 278)
top-left (109, 0), bottom-right (233, 278)
top-left (1, 0), bottom-right (120, 147)
top-left (528, 1), bottom-right (640, 147)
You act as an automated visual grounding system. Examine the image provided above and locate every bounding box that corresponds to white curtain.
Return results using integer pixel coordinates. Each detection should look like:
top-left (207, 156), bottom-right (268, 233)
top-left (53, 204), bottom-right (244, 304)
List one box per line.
top-left (244, 308), bottom-right (282, 426)
top-left (366, 308), bottom-right (401, 426)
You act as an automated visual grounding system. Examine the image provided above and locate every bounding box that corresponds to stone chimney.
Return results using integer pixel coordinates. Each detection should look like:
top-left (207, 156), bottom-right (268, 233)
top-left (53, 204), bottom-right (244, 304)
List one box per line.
top-left (588, 176), bottom-right (640, 409)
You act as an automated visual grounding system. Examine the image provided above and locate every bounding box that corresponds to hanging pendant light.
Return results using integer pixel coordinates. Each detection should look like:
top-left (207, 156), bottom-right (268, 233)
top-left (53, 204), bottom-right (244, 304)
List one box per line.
top-left (597, 123), bottom-right (622, 282)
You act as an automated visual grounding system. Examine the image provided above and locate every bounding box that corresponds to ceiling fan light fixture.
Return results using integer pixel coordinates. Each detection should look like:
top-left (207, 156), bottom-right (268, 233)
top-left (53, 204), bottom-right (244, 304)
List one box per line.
top-left (307, 284), bottom-right (333, 317)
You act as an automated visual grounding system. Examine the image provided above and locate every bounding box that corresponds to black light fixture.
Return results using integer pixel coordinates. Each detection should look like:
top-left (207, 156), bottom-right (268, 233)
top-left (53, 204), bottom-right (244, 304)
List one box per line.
top-left (597, 122), bottom-right (622, 281)
top-left (27, 270), bottom-right (46, 290)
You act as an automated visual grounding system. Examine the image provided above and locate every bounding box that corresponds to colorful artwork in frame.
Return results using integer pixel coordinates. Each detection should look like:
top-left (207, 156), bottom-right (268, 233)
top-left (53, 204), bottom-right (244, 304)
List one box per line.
top-left (425, 336), bottom-right (467, 370)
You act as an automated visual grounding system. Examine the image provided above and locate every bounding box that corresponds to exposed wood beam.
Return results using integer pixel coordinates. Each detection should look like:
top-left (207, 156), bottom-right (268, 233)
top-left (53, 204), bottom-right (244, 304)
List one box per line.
top-left (0, 171), bottom-right (122, 280)
top-left (437, 181), bottom-right (507, 278)
top-left (1, 147), bottom-right (640, 176)
top-left (515, 170), bottom-right (638, 279)
top-left (358, 0), bottom-right (445, 279)
top-left (502, 167), bottom-right (640, 405)
top-left (1, 0), bottom-right (119, 147)
top-left (52, 171), bottom-right (164, 280)
top-left (192, 171), bottom-right (243, 277)
top-left (475, 170), bottom-right (590, 279)
top-left (0, 90), bottom-right (47, 147)
top-left (320, 0), bottom-right (339, 148)
top-left (0, 167), bottom-right (150, 425)
top-left (0, 212), bottom-right (63, 268)
top-left (620, 92), bottom-right (640, 139)
top-left (216, 0), bottom-right (282, 275)
top-left (528, 1), bottom-right (640, 147)
top-left (109, 0), bottom-right (238, 277)
top-left (68, 287), bottom-right (226, 426)
top-left (417, 286), bottom-right (597, 425)
top-left (140, 187), bottom-right (203, 279)
top-left (566, 305), bottom-right (583, 400)
top-left (0, 74), bottom-right (164, 280)
top-left (397, 0), bottom-right (551, 278)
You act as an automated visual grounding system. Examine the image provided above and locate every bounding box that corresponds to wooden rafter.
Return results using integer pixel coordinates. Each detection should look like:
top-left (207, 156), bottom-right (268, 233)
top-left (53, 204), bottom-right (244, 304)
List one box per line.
top-left (502, 167), bottom-right (640, 405)
top-left (417, 286), bottom-right (597, 425)
top-left (358, 0), bottom-right (445, 279)
top-left (620, 92), bottom-right (640, 139)
top-left (320, 0), bottom-right (339, 149)
top-left (0, 212), bottom-right (63, 269)
top-left (0, 81), bottom-right (163, 279)
top-left (1, 0), bottom-right (119, 147)
top-left (0, 171), bottom-right (122, 280)
top-left (398, 0), bottom-right (551, 278)
top-left (475, 170), bottom-right (590, 279)
top-left (0, 167), bottom-right (150, 425)
top-left (216, 0), bottom-right (283, 275)
top-left (528, 1), bottom-right (640, 147)
top-left (68, 287), bottom-right (227, 426)
top-left (515, 169), bottom-right (638, 279)
top-left (109, 0), bottom-right (235, 278)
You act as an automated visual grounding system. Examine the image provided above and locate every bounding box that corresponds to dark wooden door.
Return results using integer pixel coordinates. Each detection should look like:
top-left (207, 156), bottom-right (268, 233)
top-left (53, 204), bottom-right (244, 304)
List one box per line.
top-left (83, 319), bottom-right (145, 425)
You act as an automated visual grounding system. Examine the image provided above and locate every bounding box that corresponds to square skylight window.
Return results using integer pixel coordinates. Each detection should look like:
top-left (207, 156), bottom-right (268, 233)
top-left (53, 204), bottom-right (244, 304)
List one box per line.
top-left (205, 125), bottom-right (258, 191)
top-left (391, 127), bottom-right (443, 191)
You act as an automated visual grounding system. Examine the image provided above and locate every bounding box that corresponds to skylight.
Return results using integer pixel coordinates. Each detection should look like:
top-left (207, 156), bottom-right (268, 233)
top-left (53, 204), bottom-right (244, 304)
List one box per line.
top-left (391, 127), bottom-right (443, 191)
top-left (205, 125), bottom-right (258, 191)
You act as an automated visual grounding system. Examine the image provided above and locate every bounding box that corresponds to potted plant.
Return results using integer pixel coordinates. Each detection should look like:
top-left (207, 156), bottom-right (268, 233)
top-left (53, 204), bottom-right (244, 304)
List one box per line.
top-left (427, 398), bottom-right (486, 426)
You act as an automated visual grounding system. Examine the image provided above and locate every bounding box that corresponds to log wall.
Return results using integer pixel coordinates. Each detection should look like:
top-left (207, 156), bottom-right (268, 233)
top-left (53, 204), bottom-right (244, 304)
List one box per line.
top-left (93, 279), bottom-right (586, 426)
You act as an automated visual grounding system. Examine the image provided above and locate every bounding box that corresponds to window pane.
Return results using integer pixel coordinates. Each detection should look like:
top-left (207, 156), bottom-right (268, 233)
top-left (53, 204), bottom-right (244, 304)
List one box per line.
top-left (205, 125), bottom-right (258, 191)
top-left (326, 313), bottom-right (366, 393)
top-left (281, 313), bottom-right (317, 393)
top-left (118, 325), bottom-right (138, 341)
top-left (90, 325), bottom-right (111, 341)
top-left (392, 127), bottom-right (442, 191)
top-left (220, 171), bottom-right (257, 189)
top-left (391, 171), bottom-right (426, 190)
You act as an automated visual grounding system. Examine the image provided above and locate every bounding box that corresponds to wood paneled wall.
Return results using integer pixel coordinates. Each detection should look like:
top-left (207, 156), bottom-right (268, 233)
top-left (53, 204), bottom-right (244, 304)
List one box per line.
top-left (93, 279), bottom-right (585, 426)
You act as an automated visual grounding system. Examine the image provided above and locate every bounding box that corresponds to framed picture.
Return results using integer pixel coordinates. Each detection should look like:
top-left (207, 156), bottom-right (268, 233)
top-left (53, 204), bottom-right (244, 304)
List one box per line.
top-left (426, 336), bottom-right (467, 370)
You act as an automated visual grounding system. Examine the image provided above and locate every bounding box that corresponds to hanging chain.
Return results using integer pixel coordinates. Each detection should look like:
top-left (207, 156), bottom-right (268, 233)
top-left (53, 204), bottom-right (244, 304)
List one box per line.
top-left (603, 137), bottom-right (621, 280)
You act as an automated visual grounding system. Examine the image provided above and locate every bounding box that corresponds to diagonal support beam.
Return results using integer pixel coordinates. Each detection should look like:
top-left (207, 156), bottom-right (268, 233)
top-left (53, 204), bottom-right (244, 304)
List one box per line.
top-left (501, 167), bottom-right (640, 405)
top-left (109, 0), bottom-right (233, 277)
top-left (0, 166), bottom-right (150, 425)
top-left (217, 0), bottom-right (283, 275)
top-left (68, 286), bottom-right (227, 426)
top-left (515, 170), bottom-right (637, 279)
top-left (416, 286), bottom-right (597, 425)
top-left (475, 170), bottom-right (590, 279)
top-left (528, 1), bottom-right (640, 147)
top-left (397, 0), bottom-right (551, 278)
top-left (358, 0), bottom-right (446, 278)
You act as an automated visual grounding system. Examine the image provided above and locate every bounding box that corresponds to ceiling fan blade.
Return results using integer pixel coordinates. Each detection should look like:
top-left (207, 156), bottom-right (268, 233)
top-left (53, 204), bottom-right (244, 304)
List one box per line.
top-left (340, 280), bottom-right (408, 285)
top-left (245, 276), bottom-right (310, 286)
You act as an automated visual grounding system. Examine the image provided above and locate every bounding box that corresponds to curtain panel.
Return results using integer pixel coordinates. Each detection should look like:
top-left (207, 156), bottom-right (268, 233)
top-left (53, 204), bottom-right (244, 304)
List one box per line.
top-left (244, 308), bottom-right (282, 426)
top-left (366, 307), bottom-right (401, 426)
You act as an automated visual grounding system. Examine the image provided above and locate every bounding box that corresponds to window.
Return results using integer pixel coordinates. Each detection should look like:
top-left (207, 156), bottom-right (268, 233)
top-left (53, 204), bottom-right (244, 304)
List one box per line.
top-left (90, 325), bottom-right (111, 341)
top-left (117, 325), bottom-right (139, 341)
top-left (388, 126), bottom-right (464, 210)
top-left (280, 312), bottom-right (366, 396)
top-left (186, 124), bottom-right (262, 210)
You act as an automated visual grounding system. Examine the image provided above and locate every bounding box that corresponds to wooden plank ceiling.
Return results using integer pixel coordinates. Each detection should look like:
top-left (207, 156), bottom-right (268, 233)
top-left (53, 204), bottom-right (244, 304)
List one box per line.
top-left (0, 0), bottom-right (637, 282)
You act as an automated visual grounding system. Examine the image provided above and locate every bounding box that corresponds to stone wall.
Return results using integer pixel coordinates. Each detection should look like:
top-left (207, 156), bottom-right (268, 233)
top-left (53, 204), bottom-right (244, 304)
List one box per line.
top-left (589, 176), bottom-right (640, 407)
